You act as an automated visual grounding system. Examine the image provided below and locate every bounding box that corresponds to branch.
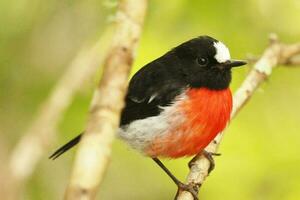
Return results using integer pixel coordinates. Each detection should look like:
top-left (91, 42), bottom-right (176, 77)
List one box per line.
top-left (64, 0), bottom-right (147, 199)
top-left (8, 29), bottom-right (111, 189)
top-left (176, 34), bottom-right (300, 200)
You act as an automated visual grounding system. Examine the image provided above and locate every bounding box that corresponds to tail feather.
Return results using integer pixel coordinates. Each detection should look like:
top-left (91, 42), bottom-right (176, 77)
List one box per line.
top-left (49, 134), bottom-right (82, 160)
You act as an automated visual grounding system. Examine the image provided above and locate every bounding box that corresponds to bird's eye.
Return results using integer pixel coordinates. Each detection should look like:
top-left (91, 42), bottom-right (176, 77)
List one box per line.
top-left (197, 57), bottom-right (208, 66)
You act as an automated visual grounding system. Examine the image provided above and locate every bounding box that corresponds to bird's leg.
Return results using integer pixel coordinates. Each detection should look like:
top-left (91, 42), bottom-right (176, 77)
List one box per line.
top-left (188, 150), bottom-right (221, 174)
top-left (152, 158), bottom-right (199, 200)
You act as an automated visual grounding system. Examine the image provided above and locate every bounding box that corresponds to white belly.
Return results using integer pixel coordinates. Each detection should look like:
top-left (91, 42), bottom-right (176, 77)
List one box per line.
top-left (118, 98), bottom-right (186, 152)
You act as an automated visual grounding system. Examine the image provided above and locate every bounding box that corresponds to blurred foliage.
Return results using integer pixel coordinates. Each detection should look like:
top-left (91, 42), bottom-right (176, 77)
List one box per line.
top-left (1, 0), bottom-right (300, 199)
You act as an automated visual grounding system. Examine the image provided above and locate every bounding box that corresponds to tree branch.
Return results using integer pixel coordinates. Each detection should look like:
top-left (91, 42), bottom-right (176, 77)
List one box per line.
top-left (8, 30), bottom-right (111, 186)
top-left (64, 0), bottom-right (147, 199)
top-left (176, 34), bottom-right (300, 200)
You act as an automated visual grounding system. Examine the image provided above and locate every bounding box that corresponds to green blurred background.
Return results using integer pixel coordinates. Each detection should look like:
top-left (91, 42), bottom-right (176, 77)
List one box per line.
top-left (1, 0), bottom-right (300, 199)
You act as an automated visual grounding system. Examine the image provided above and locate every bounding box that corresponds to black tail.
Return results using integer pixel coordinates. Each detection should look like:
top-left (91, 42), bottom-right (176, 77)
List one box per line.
top-left (49, 134), bottom-right (82, 160)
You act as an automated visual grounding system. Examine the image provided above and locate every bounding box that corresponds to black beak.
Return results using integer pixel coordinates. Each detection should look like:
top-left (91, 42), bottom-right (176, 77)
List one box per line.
top-left (223, 60), bottom-right (247, 68)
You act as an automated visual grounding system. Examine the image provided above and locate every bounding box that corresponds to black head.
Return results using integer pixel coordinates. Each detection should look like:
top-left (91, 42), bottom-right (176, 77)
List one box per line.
top-left (168, 35), bottom-right (246, 90)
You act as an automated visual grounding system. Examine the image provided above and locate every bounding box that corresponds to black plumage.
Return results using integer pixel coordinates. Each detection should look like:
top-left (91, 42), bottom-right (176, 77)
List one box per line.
top-left (121, 35), bottom-right (228, 126)
top-left (49, 35), bottom-right (245, 159)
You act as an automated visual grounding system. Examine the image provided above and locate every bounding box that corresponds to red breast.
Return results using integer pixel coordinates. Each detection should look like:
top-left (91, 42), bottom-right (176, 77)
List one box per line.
top-left (146, 88), bottom-right (232, 158)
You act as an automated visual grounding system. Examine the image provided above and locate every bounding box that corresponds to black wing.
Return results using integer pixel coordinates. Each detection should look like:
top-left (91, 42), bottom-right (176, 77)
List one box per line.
top-left (50, 52), bottom-right (187, 159)
top-left (120, 58), bottom-right (187, 126)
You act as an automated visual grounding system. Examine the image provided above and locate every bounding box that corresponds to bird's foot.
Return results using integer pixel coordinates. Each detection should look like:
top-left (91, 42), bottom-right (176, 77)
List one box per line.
top-left (188, 150), bottom-right (221, 174)
top-left (152, 157), bottom-right (202, 199)
top-left (175, 181), bottom-right (200, 200)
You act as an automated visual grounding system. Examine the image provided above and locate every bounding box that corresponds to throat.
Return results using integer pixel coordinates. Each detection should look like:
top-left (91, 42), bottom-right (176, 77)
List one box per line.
top-left (191, 70), bottom-right (232, 90)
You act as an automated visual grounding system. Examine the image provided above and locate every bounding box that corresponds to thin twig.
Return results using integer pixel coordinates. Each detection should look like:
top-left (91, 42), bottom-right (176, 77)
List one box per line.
top-left (64, 0), bottom-right (147, 199)
top-left (176, 35), bottom-right (300, 200)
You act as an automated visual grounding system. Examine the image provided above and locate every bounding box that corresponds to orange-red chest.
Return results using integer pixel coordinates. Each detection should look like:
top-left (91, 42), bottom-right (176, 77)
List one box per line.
top-left (146, 88), bottom-right (232, 158)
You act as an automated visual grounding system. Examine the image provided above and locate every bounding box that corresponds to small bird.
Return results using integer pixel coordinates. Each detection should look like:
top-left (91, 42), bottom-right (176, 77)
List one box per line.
top-left (50, 35), bottom-right (246, 199)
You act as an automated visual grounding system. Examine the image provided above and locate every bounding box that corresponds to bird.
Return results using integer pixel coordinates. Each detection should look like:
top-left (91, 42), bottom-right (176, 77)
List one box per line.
top-left (49, 35), bottom-right (246, 199)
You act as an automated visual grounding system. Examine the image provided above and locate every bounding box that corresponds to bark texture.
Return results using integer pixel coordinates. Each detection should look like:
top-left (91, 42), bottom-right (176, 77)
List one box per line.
top-left (64, 1), bottom-right (148, 199)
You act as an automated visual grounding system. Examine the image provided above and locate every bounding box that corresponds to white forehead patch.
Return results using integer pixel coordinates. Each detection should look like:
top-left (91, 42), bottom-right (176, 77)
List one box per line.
top-left (213, 41), bottom-right (231, 63)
